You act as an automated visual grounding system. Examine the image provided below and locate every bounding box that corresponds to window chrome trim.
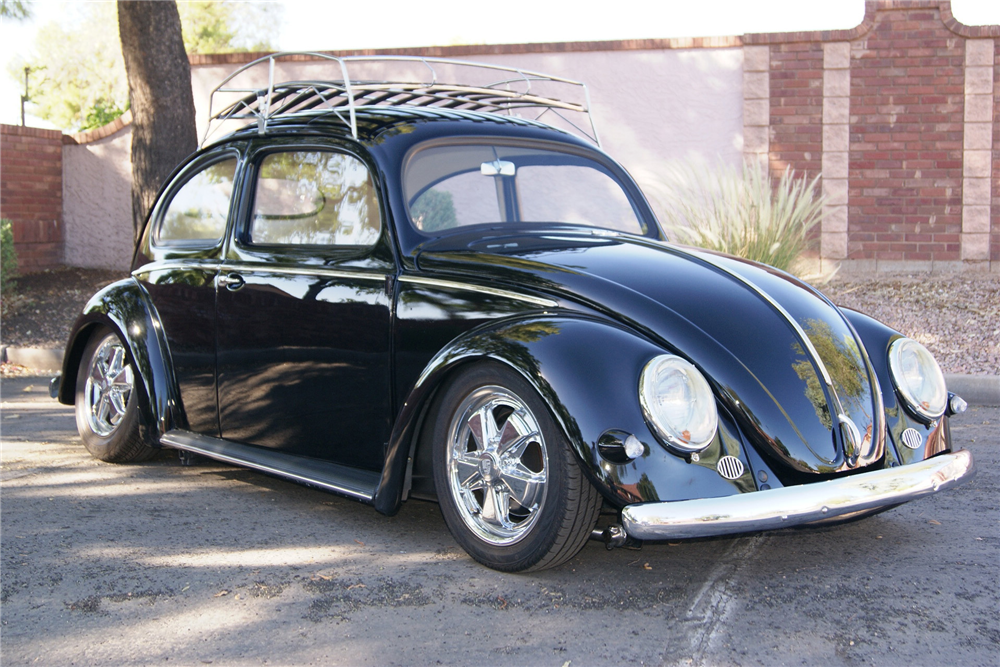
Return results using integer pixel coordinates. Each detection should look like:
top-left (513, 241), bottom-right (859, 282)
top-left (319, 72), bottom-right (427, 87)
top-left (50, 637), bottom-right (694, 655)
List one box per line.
top-left (133, 261), bottom-right (386, 283)
top-left (132, 261), bottom-right (223, 277)
top-left (219, 263), bottom-right (387, 282)
top-left (399, 275), bottom-right (558, 308)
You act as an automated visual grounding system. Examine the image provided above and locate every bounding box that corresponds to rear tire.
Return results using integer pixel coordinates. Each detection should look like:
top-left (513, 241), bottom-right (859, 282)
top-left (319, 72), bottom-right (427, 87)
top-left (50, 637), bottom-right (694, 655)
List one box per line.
top-left (75, 327), bottom-right (157, 463)
top-left (431, 362), bottom-right (601, 572)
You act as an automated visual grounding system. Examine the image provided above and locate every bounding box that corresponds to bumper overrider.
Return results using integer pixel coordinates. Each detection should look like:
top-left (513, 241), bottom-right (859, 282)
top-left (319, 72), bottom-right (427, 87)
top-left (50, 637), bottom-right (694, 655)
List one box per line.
top-left (620, 450), bottom-right (975, 540)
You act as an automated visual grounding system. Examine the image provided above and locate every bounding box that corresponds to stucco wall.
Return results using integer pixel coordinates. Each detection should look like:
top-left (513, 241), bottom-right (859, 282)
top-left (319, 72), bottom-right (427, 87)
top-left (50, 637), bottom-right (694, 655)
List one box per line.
top-left (62, 126), bottom-right (134, 269)
top-left (192, 48), bottom-right (745, 221)
top-left (59, 46), bottom-right (743, 270)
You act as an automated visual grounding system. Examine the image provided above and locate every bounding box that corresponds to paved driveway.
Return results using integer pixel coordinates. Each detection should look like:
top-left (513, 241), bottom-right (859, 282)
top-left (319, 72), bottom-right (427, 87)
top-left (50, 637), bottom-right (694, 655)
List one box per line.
top-left (2, 376), bottom-right (997, 666)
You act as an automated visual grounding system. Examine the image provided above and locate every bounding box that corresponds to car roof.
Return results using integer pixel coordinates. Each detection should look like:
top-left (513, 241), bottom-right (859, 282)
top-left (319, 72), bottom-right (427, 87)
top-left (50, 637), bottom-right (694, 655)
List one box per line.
top-left (214, 105), bottom-right (589, 148)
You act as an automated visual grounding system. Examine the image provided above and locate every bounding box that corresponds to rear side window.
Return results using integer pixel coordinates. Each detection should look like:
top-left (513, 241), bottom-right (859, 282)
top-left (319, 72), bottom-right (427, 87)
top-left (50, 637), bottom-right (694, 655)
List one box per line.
top-left (156, 158), bottom-right (237, 244)
top-left (249, 150), bottom-right (380, 247)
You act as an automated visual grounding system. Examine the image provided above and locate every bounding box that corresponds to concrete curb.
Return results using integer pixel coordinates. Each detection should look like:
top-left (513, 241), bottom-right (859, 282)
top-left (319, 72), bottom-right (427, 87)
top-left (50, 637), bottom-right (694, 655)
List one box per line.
top-left (1, 347), bottom-right (64, 372)
top-left (945, 374), bottom-right (1000, 407)
top-left (3, 347), bottom-right (999, 406)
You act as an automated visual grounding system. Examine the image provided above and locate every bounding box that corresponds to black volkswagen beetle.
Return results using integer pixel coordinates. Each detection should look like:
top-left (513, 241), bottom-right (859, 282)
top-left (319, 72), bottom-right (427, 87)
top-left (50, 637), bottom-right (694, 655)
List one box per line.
top-left (53, 55), bottom-right (974, 572)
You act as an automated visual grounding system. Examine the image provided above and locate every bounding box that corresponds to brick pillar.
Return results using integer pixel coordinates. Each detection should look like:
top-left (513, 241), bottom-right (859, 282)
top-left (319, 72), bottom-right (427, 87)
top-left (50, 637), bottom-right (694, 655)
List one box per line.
top-left (961, 39), bottom-right (995, 262)
top-left (821, 43), bottom-right (851, 265)
top-left (743, 45), bottom-right (770, 170)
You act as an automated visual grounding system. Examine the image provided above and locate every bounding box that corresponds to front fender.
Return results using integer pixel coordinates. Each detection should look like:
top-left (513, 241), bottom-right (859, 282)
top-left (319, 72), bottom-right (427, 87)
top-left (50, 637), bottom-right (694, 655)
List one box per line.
top-left (373, 313), bottom-right (755, 515)
top-left (58, 278), bottom-right (180, 438)
top-left (841, 308), bottom-right (951, 465)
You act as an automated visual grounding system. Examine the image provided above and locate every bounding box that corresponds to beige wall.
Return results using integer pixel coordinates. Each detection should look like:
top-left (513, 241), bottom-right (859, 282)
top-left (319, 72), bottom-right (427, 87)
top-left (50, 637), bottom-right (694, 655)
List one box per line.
top-left (62, 127), bottom-right (133, 269)
top-left (63, 47), bottom-right (745, 269)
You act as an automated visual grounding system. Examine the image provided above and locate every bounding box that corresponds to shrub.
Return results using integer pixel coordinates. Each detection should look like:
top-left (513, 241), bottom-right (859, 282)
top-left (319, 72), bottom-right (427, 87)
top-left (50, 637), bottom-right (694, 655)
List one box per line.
top-left (0, 220), bottom-right (17, 315)
top-left (657, 160), bottom-right (824, 275)
top-left (1, 218), bottom-right (18, 313)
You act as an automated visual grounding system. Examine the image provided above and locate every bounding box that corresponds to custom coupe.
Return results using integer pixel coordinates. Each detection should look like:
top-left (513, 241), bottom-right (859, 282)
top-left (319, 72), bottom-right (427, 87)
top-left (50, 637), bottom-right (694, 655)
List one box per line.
top-left (53, 54), bottom-right (974, 571)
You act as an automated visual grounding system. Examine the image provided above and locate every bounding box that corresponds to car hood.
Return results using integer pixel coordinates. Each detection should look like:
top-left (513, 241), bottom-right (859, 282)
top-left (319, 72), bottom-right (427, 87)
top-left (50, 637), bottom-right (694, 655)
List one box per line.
top-left (417, 231), bottom-right (884, 480)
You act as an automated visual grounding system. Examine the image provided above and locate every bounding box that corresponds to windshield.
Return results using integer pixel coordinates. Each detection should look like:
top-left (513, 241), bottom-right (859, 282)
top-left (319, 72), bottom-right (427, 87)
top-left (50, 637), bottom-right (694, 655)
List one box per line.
top-left (403, 143), bottom-right (647, 236)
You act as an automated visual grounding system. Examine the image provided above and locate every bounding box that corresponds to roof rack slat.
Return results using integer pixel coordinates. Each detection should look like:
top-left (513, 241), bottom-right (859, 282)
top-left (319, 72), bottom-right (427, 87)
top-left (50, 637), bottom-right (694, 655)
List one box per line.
top-left (201, 53), bottom-right (600, 148)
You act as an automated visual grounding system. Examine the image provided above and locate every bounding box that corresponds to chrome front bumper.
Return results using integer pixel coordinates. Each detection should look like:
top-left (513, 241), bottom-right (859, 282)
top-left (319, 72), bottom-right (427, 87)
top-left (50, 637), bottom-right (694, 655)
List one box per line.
top-left (620, 449), bottom-right (975, 540)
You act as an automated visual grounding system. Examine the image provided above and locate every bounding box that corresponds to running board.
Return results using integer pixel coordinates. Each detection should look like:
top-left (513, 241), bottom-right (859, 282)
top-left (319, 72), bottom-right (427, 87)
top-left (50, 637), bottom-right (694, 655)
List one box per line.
top-left (160, 430), bottom-right (379, 502)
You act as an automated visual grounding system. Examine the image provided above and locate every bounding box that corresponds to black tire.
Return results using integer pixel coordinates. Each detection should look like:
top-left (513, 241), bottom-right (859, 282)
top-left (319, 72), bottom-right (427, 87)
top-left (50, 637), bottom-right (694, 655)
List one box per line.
top-left (431, 362), bottom-right (601, 572)
top-left (74, 327), bottom-right (157, 463)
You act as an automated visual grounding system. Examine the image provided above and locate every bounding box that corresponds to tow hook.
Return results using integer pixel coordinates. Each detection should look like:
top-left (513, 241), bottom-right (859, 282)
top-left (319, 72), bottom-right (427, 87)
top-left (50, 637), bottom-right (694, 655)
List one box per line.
top-left (591, 524), bottom-right (640, 550)
top-left (177, 450), bottom-right (199, 466)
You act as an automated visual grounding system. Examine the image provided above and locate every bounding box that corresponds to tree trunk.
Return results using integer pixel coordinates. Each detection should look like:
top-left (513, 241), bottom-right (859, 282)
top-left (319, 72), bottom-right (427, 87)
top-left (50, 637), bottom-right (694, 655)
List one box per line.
top-left (118, 1), bottom-right (196, 242)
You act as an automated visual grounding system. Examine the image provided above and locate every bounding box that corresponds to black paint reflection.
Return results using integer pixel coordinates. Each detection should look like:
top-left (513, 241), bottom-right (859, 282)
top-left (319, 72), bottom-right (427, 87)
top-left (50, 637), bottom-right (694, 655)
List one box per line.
top-left (139, 267), bottom-right (219, 435)
top-left (217, 270), bottom-right (391, 470)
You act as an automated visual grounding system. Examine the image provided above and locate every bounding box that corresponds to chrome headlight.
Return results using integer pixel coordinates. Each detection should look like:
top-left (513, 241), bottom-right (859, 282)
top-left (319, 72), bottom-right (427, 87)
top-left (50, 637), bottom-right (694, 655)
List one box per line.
top-left (888, 338), bottom-right (947, 421)
top-left (639, 354), bottom-right (718, 452)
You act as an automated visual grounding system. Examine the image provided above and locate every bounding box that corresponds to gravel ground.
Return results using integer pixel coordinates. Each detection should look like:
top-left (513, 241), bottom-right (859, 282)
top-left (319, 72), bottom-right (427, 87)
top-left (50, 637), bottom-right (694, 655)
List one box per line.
top-left (821, 273), bottom-right (1000, 376)
top-left (1, 267), bottom-right (125, 349)
top-left (1, 266), bottom-right (998, 375)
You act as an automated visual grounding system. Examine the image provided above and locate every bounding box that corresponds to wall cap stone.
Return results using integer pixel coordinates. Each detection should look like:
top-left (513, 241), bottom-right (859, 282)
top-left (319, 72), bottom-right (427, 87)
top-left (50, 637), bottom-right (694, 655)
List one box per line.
top-left (188, 35), bottom-right (745, 67)
top-left (63, 110), bottom-right (133, 145)
top-left (744, 1), bottom-right (998, 45)
top-left (0, 124), bottom-right (62, 139)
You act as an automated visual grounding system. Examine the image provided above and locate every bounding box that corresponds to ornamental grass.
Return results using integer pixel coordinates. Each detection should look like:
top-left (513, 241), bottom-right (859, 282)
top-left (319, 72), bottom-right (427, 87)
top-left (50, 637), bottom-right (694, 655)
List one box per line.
top-left (658, 160), bottom-right (825, 277)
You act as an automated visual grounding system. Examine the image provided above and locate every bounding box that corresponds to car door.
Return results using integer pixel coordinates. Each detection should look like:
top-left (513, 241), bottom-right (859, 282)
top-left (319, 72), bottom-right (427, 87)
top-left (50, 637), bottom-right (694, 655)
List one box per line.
top-left (133, 146), bottom-right (243, 436)
top-left (215, 141), bottom-right (393, 471)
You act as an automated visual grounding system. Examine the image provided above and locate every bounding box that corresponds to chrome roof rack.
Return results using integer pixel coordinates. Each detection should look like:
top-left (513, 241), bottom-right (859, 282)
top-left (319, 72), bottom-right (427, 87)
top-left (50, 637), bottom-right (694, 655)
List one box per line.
top-left (201, 52), bottom-right (601, 148)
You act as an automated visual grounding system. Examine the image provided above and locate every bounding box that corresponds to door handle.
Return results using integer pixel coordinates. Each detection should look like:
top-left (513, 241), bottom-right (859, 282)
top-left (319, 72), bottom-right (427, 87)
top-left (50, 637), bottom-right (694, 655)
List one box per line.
top-left (219, 272), bottom-right (245, 291)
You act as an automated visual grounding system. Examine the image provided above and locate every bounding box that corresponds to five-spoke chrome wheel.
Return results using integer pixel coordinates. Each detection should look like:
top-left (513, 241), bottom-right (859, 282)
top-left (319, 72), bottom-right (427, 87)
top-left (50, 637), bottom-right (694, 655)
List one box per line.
top-left (432, 362), bottom-right (602, 572)
top-left (83, 335), bottom-right (135, 436)
top-left (446, 386), bottom-right (548, 545)
top-left (74, 328), bottom-right (156, 463)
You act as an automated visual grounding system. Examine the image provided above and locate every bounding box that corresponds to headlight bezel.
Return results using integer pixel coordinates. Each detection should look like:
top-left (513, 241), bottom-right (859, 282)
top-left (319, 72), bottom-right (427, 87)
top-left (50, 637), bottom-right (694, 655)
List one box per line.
top-left (639, 354), bottom-right (719, 453)
top-left (887, 338), bottom-right (947, 423)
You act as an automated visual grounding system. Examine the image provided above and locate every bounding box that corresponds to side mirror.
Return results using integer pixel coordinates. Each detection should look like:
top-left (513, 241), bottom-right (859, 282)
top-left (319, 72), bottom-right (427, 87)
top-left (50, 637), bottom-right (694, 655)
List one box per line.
top-left (480, 160), bottom-right (516, 177)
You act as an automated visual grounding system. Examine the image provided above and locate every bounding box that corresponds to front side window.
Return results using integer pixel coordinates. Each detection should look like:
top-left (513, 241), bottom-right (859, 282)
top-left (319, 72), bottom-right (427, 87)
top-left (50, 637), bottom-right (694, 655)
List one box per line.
top-left (157, 157), bottom-right (237, 244)
top-left (250, 150), bottom-right (380, 246)
top-left (404, 144), bottom-right (645, 235)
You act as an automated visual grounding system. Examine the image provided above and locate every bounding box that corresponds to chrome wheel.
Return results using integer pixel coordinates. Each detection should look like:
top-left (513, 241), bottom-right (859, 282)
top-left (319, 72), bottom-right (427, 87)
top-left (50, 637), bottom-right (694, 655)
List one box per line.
top-left (83, 336), bottom-right (134, 437)
top-left (446, 385), bottom-right (548, 546)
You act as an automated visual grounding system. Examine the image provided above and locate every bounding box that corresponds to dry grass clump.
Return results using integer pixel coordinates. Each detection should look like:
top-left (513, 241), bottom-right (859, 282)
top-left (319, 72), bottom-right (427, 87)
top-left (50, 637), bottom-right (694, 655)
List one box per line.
top-left (658, 160), bottom-right (823, 277)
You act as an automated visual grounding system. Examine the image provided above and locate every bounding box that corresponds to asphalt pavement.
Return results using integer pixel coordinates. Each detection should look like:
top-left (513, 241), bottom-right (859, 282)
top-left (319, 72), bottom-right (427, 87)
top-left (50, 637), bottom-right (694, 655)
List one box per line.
top-left (1, 376), bottom-right (997, 666)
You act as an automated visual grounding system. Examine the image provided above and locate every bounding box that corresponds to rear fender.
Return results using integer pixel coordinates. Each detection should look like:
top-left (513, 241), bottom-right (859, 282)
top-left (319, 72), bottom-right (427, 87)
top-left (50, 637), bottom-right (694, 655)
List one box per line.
top-left (373, 314), bottom-right (754, 515)
top-left (58, 278), bottom-right (180, 438)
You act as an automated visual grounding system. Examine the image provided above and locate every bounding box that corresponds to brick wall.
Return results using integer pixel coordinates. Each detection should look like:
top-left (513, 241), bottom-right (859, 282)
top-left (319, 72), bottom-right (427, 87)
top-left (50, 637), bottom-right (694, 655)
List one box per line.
top-left (745, 0), bottom-right (998, 272)
top-left (0, 124), bottom-right (64, 272)
top-left (848, 5), bottom-right (965, 264)
top-left (769, 42), bottom-right (825, 180)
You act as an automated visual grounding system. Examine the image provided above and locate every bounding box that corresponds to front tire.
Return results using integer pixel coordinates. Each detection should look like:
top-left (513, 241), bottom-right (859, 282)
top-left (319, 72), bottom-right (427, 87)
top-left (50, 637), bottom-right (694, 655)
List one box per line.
top-left (431, 362), bottom-right (601, 572)
top-left (75, 327), bottom-right (157, 463)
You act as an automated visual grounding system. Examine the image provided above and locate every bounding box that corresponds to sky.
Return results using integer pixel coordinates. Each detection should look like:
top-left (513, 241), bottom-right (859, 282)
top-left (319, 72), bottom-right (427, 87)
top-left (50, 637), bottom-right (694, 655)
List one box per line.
top-left (1, 0), bottom-right (999, 128)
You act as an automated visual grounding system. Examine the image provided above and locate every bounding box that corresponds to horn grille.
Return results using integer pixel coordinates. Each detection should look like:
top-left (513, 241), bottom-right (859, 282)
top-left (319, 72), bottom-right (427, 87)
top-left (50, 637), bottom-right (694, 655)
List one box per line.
top-left (717, 455), bottom-right (745, 480)
top-left (901, 428), bottom-right (923, 450)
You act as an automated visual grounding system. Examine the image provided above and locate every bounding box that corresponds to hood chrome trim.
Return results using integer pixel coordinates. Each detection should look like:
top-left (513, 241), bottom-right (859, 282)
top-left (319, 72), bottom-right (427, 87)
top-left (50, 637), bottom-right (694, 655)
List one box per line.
top-left (652, 243), bottom-right (887, 469)
top-left (683, 251), bottom-right (835, 389)
top-left (400, 275), bottom-right (558, 308)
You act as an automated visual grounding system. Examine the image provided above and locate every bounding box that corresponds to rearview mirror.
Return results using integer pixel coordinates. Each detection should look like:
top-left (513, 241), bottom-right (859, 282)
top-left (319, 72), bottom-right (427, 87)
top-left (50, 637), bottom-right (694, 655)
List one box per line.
top-left (480, 160), bottom-right (516, 177)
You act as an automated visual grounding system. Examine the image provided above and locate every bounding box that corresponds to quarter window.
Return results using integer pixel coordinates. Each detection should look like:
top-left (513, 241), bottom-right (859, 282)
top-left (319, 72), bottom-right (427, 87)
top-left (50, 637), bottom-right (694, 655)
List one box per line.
top-left (157, 157), bottom-right (237, 244)
top-left (250, 151), bottom-right (380, 246)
